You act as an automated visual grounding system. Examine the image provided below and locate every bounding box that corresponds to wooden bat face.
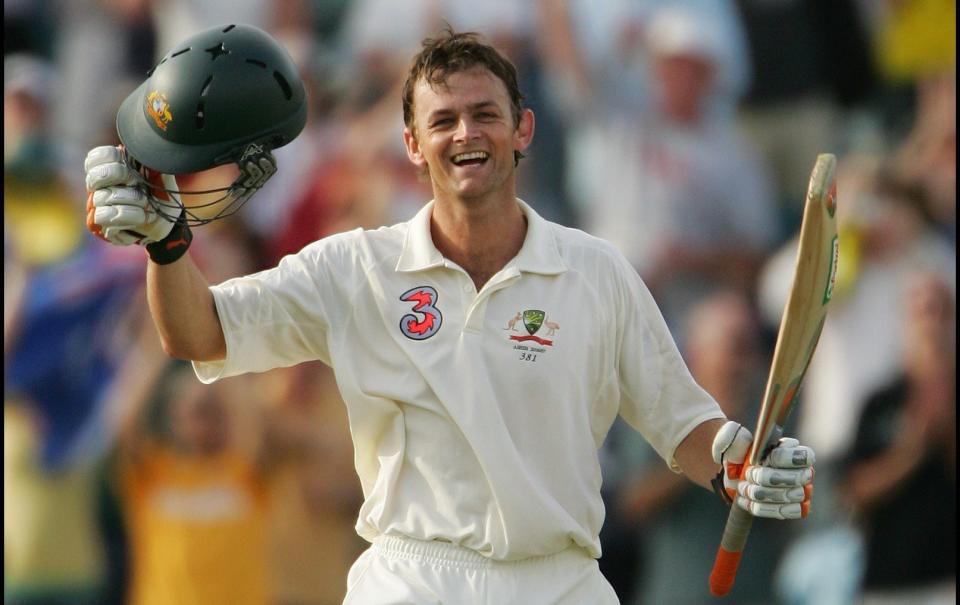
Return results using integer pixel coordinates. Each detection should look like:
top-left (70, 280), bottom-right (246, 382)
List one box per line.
top-left (751, 154), bottom-right (838, 463)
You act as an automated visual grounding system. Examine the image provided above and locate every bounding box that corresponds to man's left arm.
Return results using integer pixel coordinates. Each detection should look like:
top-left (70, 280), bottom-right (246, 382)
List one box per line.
top-left (674, 418), bottom-right (727, 489)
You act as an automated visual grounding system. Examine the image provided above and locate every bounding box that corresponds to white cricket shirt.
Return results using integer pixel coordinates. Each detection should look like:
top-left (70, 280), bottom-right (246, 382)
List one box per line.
top-left (194, 199), bottom-right (724, 561)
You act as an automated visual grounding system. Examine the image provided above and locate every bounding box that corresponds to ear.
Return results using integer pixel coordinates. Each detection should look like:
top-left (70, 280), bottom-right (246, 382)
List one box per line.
top-left (514, 108), bottom-right (535, 154)
top-left (403, 127), bottom-right (427, 171)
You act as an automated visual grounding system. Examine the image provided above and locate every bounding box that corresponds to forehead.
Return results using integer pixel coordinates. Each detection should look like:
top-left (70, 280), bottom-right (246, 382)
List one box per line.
top-left (412, 66), bottom-right (511, 116)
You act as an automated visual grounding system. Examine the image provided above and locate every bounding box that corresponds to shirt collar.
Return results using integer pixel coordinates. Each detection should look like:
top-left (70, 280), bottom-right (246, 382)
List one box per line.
top-left (395, 199), bottom-right (567, 275)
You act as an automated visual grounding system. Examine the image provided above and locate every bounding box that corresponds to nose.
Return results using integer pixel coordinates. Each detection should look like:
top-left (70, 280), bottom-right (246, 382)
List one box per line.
top-left (453, 117), bottom-right (480, 143)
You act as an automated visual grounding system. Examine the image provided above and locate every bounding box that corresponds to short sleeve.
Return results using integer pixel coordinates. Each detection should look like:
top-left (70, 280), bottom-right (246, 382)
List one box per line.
top-left (193, 243), bottom-right (334, 383)
top-left (611, 252), bottom-right (725, 470)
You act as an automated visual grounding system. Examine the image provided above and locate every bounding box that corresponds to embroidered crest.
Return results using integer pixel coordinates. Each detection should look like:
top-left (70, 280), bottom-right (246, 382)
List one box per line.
top-left (146, 90), bottom-right (173, 131)
top-left (399, 286), bottom-right (442, 340)
top-left (504, 309), bottom-right (558, 346)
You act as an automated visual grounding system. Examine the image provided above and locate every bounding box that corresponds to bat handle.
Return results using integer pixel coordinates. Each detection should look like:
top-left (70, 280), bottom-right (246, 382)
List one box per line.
top-left (709, 503), bottom-right (754, 596)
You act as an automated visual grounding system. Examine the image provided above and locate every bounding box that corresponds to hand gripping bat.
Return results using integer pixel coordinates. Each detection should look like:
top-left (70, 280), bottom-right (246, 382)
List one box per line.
top-left (709, 153), bottom-right (839, 597)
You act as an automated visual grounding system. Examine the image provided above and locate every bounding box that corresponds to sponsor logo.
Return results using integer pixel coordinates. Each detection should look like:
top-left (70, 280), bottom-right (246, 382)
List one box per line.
top-left (146, 90), bottom-right (173, 131)
top-left (399, 286), bottom-right (442, 340)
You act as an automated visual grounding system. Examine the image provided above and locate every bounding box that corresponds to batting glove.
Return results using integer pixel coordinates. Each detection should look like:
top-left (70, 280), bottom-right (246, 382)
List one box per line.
top-left (711, 420), bottom-right (815, 520)
top-left (85, 146), bottom-right (193, 264)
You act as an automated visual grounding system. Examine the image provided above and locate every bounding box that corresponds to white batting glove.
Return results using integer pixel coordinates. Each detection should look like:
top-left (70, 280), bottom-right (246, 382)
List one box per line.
top-left (711, 420), bottom-right (815, 520)
top-left (84, 146), bottom-right (180, 246)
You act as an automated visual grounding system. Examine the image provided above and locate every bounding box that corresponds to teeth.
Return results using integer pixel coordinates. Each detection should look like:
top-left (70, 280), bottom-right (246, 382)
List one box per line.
top-left (452, 151), bottom-right (488, 163)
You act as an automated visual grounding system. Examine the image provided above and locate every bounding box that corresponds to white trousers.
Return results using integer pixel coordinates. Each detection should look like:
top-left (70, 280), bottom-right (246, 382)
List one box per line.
top-left (343, 536), bottom-right (620, 605)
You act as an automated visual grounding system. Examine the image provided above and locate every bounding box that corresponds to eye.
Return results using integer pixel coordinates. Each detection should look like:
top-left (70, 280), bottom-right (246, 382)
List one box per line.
top-left (431, 117), bottom-right (454, 128)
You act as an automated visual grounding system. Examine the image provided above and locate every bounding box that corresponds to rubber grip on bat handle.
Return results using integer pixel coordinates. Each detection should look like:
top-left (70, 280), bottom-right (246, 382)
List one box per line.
top-left (709, 503), bottom-right (755, 596)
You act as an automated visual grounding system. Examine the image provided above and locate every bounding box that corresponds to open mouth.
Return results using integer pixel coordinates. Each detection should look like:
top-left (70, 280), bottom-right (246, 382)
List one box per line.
top-left (451, 151), bottom-right (489, 167)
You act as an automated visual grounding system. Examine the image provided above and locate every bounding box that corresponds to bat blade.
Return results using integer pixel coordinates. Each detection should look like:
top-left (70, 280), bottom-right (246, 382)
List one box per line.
top-left (709, 153), bottom-right (839, 597)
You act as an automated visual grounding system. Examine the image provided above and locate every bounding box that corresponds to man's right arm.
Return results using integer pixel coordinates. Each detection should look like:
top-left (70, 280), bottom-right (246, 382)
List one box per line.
top-left (147, 254), bottom-right (226, 362)
top-left (85, 145), bottom-right (226, 362)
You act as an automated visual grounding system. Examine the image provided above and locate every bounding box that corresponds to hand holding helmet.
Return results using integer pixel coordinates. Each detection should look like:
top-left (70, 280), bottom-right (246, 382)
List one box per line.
top-left (85, 145), bottom-right (180, 246)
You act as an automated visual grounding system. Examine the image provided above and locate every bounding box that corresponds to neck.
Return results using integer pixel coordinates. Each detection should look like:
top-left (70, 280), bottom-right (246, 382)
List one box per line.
top-left (430, 192), bottom-right (527, 290)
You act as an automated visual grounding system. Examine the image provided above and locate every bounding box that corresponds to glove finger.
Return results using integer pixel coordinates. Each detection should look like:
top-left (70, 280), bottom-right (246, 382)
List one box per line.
top-left (712, 420), bottom-right (753, 465)
top-left (745, 465), bottom-right (813, 487)
top-left (83, 146), bottom-right (124, 172)
top-left (86, 162), bottom-right (139, 191)
top-left (738, 482), bottom-right (806, 503)
top-left (86, 200), bottom-right (109, 242)
top-left (767, 445), bottom-right (816, 469)
top-left (92, 187), bottom-right (149, 210)
top-left (94, 204), bottom-right (150, 230)
top-left (736, 497), bottom-right (802, 520)
top-left (102, 225), bottom-right (143, 246)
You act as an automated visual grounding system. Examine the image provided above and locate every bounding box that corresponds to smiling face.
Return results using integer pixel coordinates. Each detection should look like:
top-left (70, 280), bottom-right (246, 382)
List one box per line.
top-left (653, 53), bottom-right (715, 125)
top-left (403, 65), bottom-right (534, 204)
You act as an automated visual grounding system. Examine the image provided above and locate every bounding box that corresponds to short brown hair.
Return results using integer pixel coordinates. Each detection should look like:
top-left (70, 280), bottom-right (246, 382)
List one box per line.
top-left (402, 29), bottom-right (525, 132)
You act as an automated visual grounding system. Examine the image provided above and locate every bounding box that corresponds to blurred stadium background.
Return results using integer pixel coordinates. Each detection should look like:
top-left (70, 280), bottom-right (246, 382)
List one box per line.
top-left (4, 1), bottom-right (955, 604)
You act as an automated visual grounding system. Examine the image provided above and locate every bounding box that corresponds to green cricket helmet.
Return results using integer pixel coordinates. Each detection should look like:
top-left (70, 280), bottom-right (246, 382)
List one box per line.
top-left (115, 24), bottom-right (307, 225)
top-left (117, 23), bottom-right (306, 174)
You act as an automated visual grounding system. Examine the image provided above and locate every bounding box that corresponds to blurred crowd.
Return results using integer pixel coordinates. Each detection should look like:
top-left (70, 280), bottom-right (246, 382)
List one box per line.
top-left (3, 1), bottom-right (955, 604)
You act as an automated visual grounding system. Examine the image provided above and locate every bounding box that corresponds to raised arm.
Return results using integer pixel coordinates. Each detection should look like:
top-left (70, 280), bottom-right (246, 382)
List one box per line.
top-left (85, 145), bottom-right (226, 362)
top-left (147, 256), bottom-right (225, 361)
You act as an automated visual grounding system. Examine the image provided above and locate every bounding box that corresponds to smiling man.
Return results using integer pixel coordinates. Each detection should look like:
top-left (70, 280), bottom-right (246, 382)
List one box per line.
top-left (83, 27), bottom-right (816, 604)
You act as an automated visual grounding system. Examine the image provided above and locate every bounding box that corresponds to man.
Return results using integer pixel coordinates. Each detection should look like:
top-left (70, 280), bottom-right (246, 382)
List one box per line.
top-left (85, 25), bottom-right (814, 604)
top-left (841, 273), bottom-right (955, 603)
top-left (546, 4), bottom-right (777, 332)
top-left (115, 364), bottom-right (272, 605)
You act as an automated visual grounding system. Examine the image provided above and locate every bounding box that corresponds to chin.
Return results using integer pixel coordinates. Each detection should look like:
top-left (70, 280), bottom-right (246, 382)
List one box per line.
top-left (457, 186), bottom-right (494, 201)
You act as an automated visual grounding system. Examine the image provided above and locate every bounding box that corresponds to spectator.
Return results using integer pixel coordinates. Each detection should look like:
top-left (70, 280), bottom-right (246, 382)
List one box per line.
top-left (735, 0), bottom-right (877, 230)
top-left (115, 363), bottom-right (272, 605)
top-left (766, 161), bottom-right (955, 605)
top-left (562, 5), bottom-right (778, 332)
top-left (3, 402), bottom-right (107, 605)
top-left (888, 74), bottom-right (956, 241)
top-left (4, 54), bottom-right (146, 605)
top-left (863, 0), bottom-right (955, 138)
top-left (841, 273), bottom-right (956, 603)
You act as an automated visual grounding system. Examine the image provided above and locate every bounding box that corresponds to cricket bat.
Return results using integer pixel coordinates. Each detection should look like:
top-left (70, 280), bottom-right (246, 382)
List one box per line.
top-left (708, 153), bottom-right (839, 597)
